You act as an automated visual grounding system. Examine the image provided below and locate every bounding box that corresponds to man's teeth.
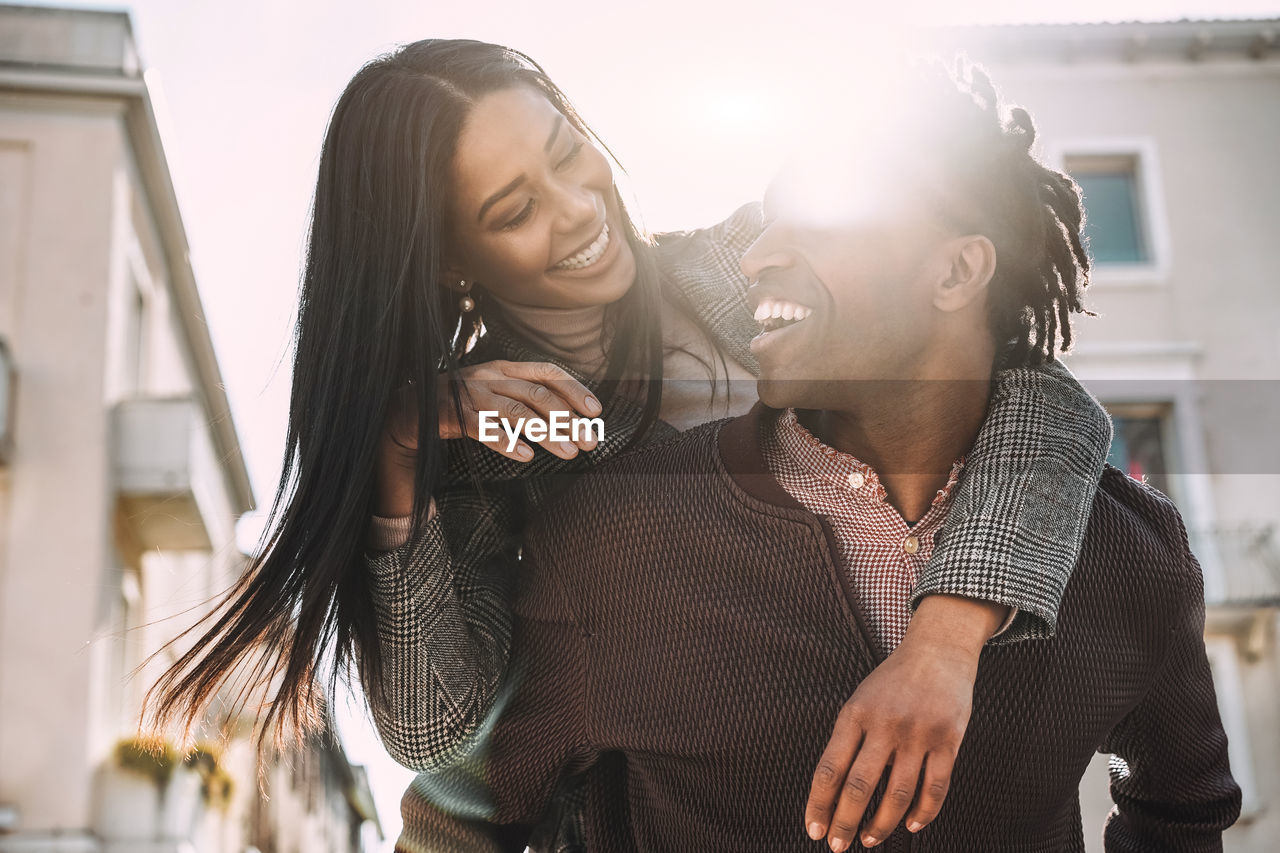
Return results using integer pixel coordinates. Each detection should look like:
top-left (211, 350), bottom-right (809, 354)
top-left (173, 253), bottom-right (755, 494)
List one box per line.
top-left (554, 224), bottom-right (610, 271)
top-left (753, 299), bottom-right (813, 324)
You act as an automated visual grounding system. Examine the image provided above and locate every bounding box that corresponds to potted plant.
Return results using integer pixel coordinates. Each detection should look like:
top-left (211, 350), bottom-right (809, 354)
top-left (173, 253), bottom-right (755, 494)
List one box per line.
top-left (158, 744), bottom-right (205, 840)
top-left (93, 736), bottom-right (178, 841)
top-left (186, 742), bottom-right (236, 851)
top-left (202, 765), bottom-right (235, 812)
top-left (185, 742), bottom-right (235, 811)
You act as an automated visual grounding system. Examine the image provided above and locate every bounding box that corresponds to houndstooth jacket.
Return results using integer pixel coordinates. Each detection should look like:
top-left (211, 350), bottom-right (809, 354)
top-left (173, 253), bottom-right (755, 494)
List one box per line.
top-left (363, 202), bottom-right (1115, 783)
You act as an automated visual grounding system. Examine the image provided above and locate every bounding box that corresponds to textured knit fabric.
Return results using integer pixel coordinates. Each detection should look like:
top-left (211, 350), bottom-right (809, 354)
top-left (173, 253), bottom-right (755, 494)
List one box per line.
top-left (364, 204), bottom-right (1116, 844)
top-left (362, 206), bottom-right (764, 773)
top-left (396, 405), bottom-right (1239, 853)
top-left (765, 407), bottom-right (966, 654)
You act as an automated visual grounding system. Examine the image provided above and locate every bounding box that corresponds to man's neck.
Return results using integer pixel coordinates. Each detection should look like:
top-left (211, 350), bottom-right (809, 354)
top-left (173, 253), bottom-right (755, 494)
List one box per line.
top-left (801, 376), bottom-right (991, 524)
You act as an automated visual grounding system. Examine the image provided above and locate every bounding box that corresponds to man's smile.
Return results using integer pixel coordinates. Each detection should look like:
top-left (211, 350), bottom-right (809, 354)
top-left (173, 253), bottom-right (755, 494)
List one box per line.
top-left (753, 297), bottom-right (814, 332)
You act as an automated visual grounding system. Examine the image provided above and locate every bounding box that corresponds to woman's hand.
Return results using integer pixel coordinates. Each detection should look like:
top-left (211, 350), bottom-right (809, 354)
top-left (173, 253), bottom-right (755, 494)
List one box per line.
top-left (804, 596), bottom-right (1009, 851)
top-left (376, 361), bottom-right (602, 518)
top-left (435, 360), bottom-right (602, 460)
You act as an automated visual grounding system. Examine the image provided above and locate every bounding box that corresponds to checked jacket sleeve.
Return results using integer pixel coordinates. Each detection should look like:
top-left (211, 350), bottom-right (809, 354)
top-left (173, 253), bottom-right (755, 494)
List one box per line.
top-left (364, 480), bottom-right (521, 772)
top-left (918, 358), bottom-right (1115, 641)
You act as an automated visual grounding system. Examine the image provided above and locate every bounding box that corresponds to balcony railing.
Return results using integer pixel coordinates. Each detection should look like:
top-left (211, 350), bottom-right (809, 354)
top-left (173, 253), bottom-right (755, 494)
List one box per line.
top-left (112, 396), bottom-right (218, 551)
top-left (1201, 524), bottom-right (1280, 609)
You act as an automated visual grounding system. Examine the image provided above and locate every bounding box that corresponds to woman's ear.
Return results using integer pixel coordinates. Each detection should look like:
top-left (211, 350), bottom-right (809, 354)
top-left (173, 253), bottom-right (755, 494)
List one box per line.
top-left (933, 235), bottom-right (996, 313)
top-left (441, 262), bottom-right (468, 288)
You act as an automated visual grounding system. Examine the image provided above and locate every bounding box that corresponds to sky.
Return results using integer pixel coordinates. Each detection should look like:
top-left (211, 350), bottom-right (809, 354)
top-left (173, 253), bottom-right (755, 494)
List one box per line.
top-left (19, 0), bottom-right (1278, 847)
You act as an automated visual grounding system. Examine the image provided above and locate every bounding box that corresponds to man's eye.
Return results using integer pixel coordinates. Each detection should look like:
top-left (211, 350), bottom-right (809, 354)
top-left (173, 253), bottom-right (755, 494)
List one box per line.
top-left (557, 141), bottom-right (585, 171)
top-left (502, 200), bottom-right (534, 231)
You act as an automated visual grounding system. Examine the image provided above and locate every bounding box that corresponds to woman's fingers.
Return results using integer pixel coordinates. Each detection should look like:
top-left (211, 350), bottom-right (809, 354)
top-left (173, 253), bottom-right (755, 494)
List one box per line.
top-left (858, 751), bottom-right (925, 847)
top-left (436, 361), bottom-right (603, 460)
top-left (824, 738), bottom-right (893, 852)
top-left (903, 750), bottom-right (954, 833)
top-left (805, 704), bottom-right (863, 846)
top-left (496, 361), bottom-right (602, 447)
top-left (456, 395), bottom-right (546, 461)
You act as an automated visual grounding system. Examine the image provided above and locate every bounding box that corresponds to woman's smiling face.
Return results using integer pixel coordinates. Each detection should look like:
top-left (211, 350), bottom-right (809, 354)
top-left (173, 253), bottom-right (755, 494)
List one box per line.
top-left (447, 86), bottom-right (637, 309)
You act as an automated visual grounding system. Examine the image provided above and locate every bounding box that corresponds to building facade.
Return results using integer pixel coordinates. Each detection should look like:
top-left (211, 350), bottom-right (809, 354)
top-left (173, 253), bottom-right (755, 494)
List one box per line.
top-left (0, 5), bottom-right (378, 852)
top-left (940, 18), bottom-right (1280, 851)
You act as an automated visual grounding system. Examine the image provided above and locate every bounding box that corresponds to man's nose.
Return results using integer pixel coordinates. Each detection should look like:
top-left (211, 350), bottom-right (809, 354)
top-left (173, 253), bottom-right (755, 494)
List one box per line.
top-left (740, 227), bottom-right (792, 282)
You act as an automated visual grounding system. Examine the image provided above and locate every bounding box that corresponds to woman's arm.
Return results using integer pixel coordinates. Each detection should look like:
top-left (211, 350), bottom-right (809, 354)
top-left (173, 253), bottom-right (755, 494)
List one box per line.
top-left (916, 357), bottom-right (1113, 638)
top-left (364, 480), bottom-right (521, 772)
top-left (364, 355), bottom-right (671, 770)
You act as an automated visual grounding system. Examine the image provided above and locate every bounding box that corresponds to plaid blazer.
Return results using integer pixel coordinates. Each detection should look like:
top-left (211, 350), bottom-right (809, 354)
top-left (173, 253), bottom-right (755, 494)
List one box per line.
top-left (364, 203), bottom-right (1115, 785)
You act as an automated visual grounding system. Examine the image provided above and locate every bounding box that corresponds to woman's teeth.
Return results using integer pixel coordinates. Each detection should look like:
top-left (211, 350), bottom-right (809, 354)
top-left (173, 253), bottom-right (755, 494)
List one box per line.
top-left (553, 224), bottom-right (610, 271)
top-left (754, 298), bottom-right (812, 331)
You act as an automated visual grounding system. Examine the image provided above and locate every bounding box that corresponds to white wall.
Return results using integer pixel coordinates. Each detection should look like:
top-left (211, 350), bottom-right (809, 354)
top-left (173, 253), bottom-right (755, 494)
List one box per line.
top-left (0, 95), bottom-right (122, 831)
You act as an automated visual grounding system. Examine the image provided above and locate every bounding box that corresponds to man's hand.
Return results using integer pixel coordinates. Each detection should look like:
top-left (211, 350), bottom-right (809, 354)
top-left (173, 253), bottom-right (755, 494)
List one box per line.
top-left (805, 596), bottom-right (1008, 851)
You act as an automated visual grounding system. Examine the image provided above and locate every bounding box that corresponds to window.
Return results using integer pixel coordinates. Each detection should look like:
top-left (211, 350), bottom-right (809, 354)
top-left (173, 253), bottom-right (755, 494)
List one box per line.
top-left (1105, 403), bottom-right (1172, 496)
top-left (122, 274), bottom-right (149, 394)
top-left (1067, 154), bottom-right (1149, 264)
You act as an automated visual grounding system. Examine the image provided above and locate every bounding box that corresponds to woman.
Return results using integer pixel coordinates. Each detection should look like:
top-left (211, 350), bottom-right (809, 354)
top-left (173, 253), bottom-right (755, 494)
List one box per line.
top-left (147, 40), bottom-right (1110, 850)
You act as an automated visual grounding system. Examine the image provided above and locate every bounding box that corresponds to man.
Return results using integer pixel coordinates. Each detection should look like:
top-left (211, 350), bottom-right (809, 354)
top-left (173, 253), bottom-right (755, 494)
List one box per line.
top-left (406, 61), bottom-right (1240, 851)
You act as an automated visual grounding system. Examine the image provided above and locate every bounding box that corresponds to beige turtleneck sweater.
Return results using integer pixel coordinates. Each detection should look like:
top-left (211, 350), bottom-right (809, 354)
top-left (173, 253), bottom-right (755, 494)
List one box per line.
top-left (494, 294), bottom-right (757, 430)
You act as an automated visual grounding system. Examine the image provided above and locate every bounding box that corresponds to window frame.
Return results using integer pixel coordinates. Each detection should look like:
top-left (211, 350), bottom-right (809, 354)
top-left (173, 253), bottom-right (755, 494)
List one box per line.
top-left (1105, 401), bottom-right (1177, 498)
top-left (1047, 138), bottom-right (1173, 287)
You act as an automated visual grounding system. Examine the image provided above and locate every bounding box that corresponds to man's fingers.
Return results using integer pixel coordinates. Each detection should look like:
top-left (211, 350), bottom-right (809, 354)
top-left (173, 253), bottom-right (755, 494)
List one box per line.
top-left (805, 711), bottom-right (865, 842)
top-left (858, 751), bottom-right (924, 847)
top-left (824, 740), bottom-right (892, 853)
top-left (904, 750), bottom-right (955, 833)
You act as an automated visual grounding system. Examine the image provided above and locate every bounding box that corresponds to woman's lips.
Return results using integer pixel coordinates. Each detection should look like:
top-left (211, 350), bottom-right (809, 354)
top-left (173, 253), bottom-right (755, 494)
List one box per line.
top-left (551, 223), bottom-right (610, 271)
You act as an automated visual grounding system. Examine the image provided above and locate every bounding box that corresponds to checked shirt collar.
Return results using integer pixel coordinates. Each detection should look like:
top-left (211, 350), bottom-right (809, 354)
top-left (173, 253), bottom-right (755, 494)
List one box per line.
top-left (762, 408), bottom-right (965, 655)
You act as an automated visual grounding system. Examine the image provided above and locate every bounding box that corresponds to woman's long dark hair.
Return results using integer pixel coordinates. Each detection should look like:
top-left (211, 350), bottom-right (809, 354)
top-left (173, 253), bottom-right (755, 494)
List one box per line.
top-left (143, 39), bottom-right (665, 747)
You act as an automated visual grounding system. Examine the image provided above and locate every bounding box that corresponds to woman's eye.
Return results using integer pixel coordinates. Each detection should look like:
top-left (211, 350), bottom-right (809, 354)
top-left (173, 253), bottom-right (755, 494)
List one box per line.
top-left (501, 200), bottom-right (534, 231)
top-left (557, 141), bottom-right (585, 171)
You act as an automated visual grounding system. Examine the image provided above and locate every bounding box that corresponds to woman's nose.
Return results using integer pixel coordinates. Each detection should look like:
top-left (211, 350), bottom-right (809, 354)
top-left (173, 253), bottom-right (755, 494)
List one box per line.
top-left (552, 178), bottom-right (601, 231)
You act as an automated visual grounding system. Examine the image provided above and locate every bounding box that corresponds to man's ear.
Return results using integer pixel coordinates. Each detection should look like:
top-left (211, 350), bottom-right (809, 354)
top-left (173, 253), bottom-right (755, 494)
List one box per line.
top-left (933, 235), bottom-right (996, 313)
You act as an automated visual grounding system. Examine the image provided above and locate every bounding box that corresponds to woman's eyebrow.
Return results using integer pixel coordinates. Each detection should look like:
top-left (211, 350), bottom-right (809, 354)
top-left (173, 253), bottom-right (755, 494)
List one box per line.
top-left (477, 115), bottom-right (566, 223)
top-left (544, 114), bottom-right (563, 153)
top-left (478, 175), bottom-right (525, 223)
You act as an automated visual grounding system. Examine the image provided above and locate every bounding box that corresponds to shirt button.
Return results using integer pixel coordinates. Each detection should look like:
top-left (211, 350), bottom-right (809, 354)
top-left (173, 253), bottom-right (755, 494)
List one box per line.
top-left (903, 535), bottom-right (920, 555)
top-left (847, 471), bottom-right (866, 489)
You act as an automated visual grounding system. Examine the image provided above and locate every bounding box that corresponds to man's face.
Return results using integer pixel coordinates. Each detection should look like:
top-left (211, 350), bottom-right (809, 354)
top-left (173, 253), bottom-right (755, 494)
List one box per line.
top-left (742, 157), bottom-right (956, 410)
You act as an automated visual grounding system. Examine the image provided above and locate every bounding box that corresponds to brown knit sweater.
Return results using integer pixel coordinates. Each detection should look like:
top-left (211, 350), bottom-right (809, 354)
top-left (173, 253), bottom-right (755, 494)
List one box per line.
top-left (401, 404), bottom-right (1239, 852)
